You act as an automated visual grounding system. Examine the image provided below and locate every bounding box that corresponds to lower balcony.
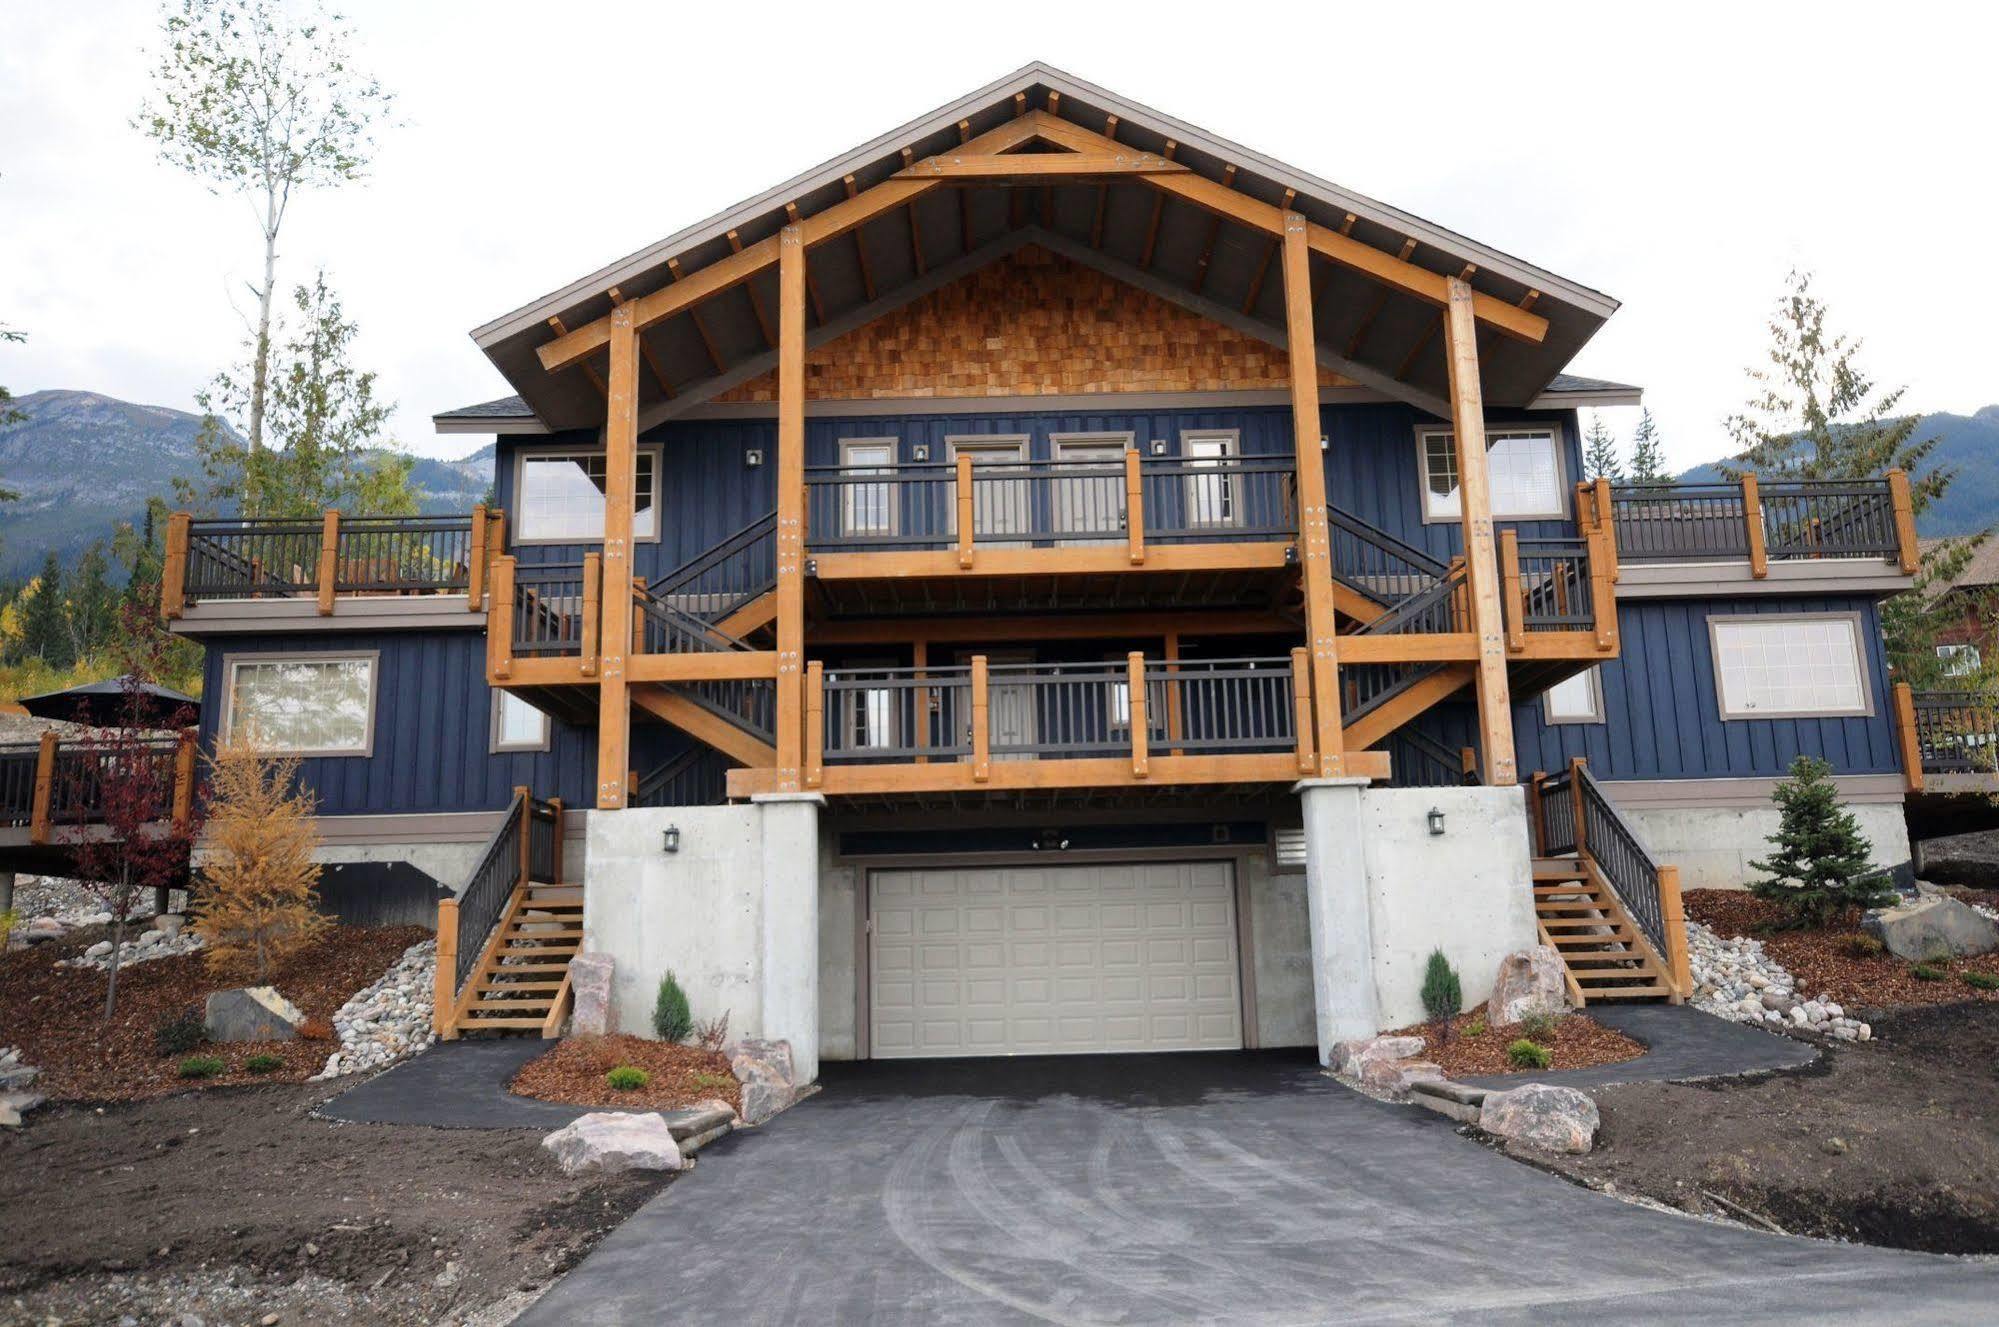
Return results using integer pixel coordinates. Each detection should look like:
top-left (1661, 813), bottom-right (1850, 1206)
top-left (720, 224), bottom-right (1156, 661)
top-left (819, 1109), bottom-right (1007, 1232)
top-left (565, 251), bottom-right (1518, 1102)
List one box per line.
top-left (1900, 685), bottom-right (1999, 794)
top-left (0, 732), bottom-right (197, 876)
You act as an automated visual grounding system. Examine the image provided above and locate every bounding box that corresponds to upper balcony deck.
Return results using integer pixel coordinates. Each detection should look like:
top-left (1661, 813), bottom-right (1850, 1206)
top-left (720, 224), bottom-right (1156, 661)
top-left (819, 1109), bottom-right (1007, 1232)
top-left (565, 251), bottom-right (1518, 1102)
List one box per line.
top-left (1604, 473), bottom-right (1919, 589)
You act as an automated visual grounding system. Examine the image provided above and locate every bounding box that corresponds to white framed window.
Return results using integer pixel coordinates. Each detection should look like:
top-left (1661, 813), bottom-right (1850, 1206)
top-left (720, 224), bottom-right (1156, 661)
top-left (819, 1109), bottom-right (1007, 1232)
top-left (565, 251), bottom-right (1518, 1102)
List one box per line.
top-left (1418, 426), bottom-right (1566, 522)
top-left (1937, 643), bottom-right (1982, 678)
top-left (222, 653), bottom-right (377, 756)
top-left (490, 690), bottom-right (551, 753)
top-left (839, 437), bottom-right (898, 538)
top-left (514, 446), bottom-right (661, 544)
top-left (1543, 666), bottom-right (1604, 724)
top-left (1709, 614), bottom-right (1873, 720)
top-left (1182, 430), bottom-right (1242, 529)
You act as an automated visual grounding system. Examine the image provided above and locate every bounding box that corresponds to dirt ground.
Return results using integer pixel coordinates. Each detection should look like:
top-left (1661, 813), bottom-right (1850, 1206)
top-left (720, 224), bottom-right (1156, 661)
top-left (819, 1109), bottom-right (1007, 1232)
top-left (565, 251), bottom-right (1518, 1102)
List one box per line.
top-left (1387, 1009), bottom-right (1645, 1078)
top-left (1536, 1002), bottom-right (1999, 1254)
top-left (511, 1034), bottom-right (742, 1113)
top-left (0, 1080), bottom-right (674, 1325)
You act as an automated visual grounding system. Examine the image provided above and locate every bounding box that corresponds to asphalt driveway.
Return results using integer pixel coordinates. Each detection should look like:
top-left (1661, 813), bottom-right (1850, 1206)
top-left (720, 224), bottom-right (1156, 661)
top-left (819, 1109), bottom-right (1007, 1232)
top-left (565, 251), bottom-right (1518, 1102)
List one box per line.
top-left (518, 1050), bottom-right (1997, 1325)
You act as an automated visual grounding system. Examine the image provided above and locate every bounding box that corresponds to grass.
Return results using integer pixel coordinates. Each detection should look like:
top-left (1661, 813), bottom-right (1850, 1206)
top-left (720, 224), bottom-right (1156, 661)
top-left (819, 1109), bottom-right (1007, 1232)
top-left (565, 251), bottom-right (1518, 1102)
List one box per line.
top-left (604, 1064), bottom-right (650, 1091)
top-left (691, 1070), bottom-right (734, 1091)
top-left (1964, 971), bottom-right (1999, 992)
top-left (1506, 1039), bottom-right (1552, 1070)
top-left (244, 1053), bottom-right (283, 1074)
top-left (1911, 963), bottom-right (1949, 982)
top-left (177, 1055), bottom-right (225, 1079)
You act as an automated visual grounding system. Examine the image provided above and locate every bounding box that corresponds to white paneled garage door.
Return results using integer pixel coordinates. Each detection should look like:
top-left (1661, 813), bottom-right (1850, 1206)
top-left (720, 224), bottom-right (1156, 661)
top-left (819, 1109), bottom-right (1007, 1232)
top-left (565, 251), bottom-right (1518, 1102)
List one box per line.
top-left (869, 860), bottom-right (1242, 1058)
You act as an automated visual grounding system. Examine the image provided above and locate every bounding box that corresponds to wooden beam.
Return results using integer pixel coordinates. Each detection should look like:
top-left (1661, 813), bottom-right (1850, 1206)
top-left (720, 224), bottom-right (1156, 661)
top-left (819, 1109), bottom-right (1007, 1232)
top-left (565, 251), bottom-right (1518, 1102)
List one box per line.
top-left (1190, 165), bottom-right (1237, 295)
top-left (807, 608), bottom-right (1294, 646)
top-left (898, 149), bottom-right (928, 275)
top-left (842, 176), bottom-right (878, 302)
top-left (895, 152), bottom-right (1187, 179)
top-left (607, 287), bottom-right (676, 397)
top-left (727, 230), bottom-right (775, 348)
top-left (627, 650), bottom-right (781, 683)
top-left (1290, 647), bottom-right (1315, 775)
top-left (1500, 528), bottom-right (1525, 653)
top-left (1741, 473), bottom-right (1769, 578)
top-left (804, 660), bottom-right (825, 790)
top-left (486, 556), bottom-right (515, 682)
top-left (433, 896), bottom-right (459, 1037)
top-left (579, 551), bottom-right (601, 677)
top-left (665, 260), bottom-right (727, 374)
top-left (1127, 652), bottom-right (1149, 778)
top-left (1441, 276), bottom-right (1517, 786)
top-left (970, 654), bottom-right (990, 782)
top-left (1338, 633), bottom-right (1480, 663)
top-left (161, 511), bottom-right (190, 619)
top-left (808, 541), bottom-right (1295, 582)
top-left (1124, 446), bottom-right (1145, 565)
top-left (782, 203), bottom-right (827, 325)
top-left (595, 308), bottom-right (639, 808)
top-left (1139, 140), bottom-right (1177, 269)
top-left (1346, 238), bottom-right (1417, 358)
top-left (1282, 212), bottom-right (1343, 777)
top-left (1090, 115), bottom-right (1119, 249)
top-left (1342, 665), bottom-right (1474, 751)
top-left (1887, 468), bottom-right (1920, 573)
top-left (774, 224), bottom-right (807, 792)
top-left (955, 119), bottom-right (973, 255)
top-left (1894, 680), bottom-right (1924, 793)
top-left (29, 731), bottom-right (56, 845)
top-left (1242, 189), bottom-right (1294, 313)
top-left (728, 749), bottom-right (1390, 799)
top-left (632, 687), bottom-right (778, 768)
top-left (546, 316), bottom-right (608, 396)
top-left (316, 510), bottom-right (339, 616)
top-left (1395, 315), bottom-right (1442, 381)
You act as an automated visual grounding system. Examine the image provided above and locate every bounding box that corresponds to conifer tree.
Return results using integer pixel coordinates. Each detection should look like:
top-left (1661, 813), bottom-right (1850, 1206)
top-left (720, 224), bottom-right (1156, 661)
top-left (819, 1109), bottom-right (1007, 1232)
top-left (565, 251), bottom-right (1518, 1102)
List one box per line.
top-left (1628, 407), bottom-right (1668, 483)
top-left (1748, 756), bottom-right (1893, 929)
top-left (193, 739), bottom-right (331, 979)
top-left (1420, 949), bottom-right (1462, 1042)
top-left (18, 551), bottom-right (73, 669)
top-left (1581, 412), bottom-right (1624, 483)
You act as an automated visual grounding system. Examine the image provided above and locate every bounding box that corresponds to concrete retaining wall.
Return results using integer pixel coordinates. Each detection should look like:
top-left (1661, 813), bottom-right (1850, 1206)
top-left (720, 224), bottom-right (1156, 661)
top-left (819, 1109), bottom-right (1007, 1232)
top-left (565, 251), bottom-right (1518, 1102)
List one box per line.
top-left (1623, 801), bottom-right (1911, 892)
top-left (1244, 847), bottom-right (1315, 1048)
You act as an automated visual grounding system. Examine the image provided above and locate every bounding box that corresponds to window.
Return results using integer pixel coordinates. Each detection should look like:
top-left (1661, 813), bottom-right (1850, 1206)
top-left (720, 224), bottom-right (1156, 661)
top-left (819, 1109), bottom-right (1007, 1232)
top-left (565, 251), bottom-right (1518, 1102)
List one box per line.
top-left (1543, 666), bottom-right (1604, 724)
top-left (1937, 643), bottom-right (1982, 678)
top-left (1710, 615), bottom-right (1872, 719)
top-left (516, 448), bottom-right (660, 543)
top-left (839, 438), bottom-right (897, 538)
top-left (491, 690), bottom-right (550, 752)
top-left (1419, 427), bottom-right (1565, 521)
top-left (1182, 431), bottom-right (1242, 529)
top-left (223, 654), bottom-right (376, 755)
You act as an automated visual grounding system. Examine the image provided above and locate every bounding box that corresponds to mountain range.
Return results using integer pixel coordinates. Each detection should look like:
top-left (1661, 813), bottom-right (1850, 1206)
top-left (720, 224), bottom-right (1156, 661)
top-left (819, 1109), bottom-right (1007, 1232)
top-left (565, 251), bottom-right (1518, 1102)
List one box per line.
top-left (0, 389), bottom-right (494, 580)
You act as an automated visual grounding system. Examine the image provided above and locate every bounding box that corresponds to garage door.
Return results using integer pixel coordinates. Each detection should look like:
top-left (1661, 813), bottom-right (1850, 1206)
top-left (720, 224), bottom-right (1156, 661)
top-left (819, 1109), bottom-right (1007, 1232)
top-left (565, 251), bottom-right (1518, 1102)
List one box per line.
top-left (869, 860), bottom-right (1242, 1058)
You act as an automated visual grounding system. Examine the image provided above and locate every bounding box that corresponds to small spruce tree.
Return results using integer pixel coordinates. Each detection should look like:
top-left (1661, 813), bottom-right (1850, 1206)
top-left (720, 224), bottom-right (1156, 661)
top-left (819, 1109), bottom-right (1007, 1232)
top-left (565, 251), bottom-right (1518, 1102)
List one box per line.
top-left (1420, 949), bottom-right (1463, 1042)
top-left (1581, 412), bottom-right (1625, 484)
top-left (193, 739), bottom-right (332, 979)
top-left (653, 971), bottom-right (693, 1042)
top-left (1628, 407), bottom-right (1668, 483)
top-left (1747, 755), bottom-right (1894, 928)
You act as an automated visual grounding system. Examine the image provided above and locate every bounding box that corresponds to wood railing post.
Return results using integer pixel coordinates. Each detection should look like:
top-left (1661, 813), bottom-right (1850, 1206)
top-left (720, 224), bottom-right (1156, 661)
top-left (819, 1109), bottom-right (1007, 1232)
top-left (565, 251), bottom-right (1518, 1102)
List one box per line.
top-left (1568, 755), bottom-right (1588, 857)
top-left (580, 551), bottom-right (603, 678)
top-left (548, 797), bottom-right (565, 885)
top-left (970, 654), bottom-right (990, 782)
top-left (1893, 681), bottom-right (1924, 793)
top-left (956, 453), bottom-right (976, 570)
top-left (316, 510), bottom-right (340, 615)
top-left (1127, 652), bottom-right (1149, 778)
top-left (162, 511), bottom-right (191, 619)
top-left (434, 897), bottom-right (459, 1038)
top-left (488, 556), bottom-right (517, 681)
top-left (1658, 864), bottom-right (1693, 1002)
top-left (172, 730), bottom-right (197, 833)
top-left (487, 508), bottom-right (507, 565)
top-left (1741, 473), bottom-right (1768, 578)
top-left (1886, 468), bottom-right (1920, 573)
top-left (30, 731), bottom-right (57, 846)
top-left (1593, 476), bottom-right (1619, 584)
top-left (1459, 746), bottom-right (1479, 784)
top-left (804, 661), bottom-right (824, 790)
top-left (1290, 646), bottom-right (1316, 775)
top-left (1527, 770), bottom-right (1546, 856)
top-left (1499, 528), bottom-right (1525, 653)
top-left (468, 504), bottom-right (489, 610)
top-left (1124, 448), bottom-right (1145, 566)
top-left (912, 640), bottom-right (930, 766)
top-left (515, 784), bottom-right (533, 885)
top-left (1588, 514), bottom-right (1617, 652)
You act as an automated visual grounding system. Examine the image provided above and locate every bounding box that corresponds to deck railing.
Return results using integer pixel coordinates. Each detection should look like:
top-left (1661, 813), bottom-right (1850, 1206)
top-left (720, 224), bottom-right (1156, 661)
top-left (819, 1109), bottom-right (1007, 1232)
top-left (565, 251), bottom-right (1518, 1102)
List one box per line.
top-left (433, 787), bottom-right (564, 1037)
top-left (164, 507), bottom-right (502, 616)
top-left (506, 560), bottom-right (596, 659)
top-left (649, 513), bottom-right (777, 621)
top-left (802, 454), bottom-right (1295, 556)
top-left (1606, 473), bottom-right (1916, 575)
top-left (1900, 685), bottom-right (1999, 782)
top-left (0, 731), bottom-right (196, 844)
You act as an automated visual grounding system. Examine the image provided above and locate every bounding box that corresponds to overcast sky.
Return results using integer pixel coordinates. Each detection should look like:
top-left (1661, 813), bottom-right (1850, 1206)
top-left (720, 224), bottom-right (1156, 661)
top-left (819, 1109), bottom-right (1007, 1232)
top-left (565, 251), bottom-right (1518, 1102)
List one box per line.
top-left (4, 1), bottom-right (1993, 469)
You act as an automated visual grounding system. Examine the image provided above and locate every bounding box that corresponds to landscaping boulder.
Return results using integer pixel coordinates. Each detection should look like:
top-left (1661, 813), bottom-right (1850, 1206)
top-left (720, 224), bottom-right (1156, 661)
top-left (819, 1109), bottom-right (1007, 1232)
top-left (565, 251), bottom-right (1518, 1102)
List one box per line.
top-left (1487, 946), bottom-right (1571, 1025)
top-left (1914, 829), bottom-right (1999, 890)
top-left (1329, 1034), bottom-right (1425, 1078)
top-left (568, 953), bottom-right (616, 1036)
top-left (0, 1091), bottom-right (45, 1128)
top-left (1478, 1083), bottom-right (1599, 1154)
top-left (730, 1038), bottom-right (797, 1125)
top-left (1862, 894), bottom-right (1999, 960)
top-left (152, 913), bottom-right (186, 938)
top-left (204, 986), bottom-right (305, 1042)
top-left (1358, 1056), bottom-right (1445, 1099)
top-left (541, 1112), bottom-right (687, 1176)
top-left (20, 917), bottom-right (63, 944)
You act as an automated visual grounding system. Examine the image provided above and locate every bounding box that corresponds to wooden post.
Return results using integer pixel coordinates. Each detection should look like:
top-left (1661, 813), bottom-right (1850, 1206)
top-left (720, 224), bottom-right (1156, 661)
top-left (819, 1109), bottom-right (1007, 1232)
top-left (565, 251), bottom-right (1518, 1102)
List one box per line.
top-left (1290, 646), bottom-right (1316, 775)
top-left (1893, 681), bottom-right (1924, 793)
top-left (1163, 630), bottom-right (1184, 752)
top-left (316, 510), bottom-right (340, 615)
top-left (1568, 755), bottom-right (1588, 857)
top-left (1658, 864), bottom-right (1692, 1001)
top-left (487, 508), bottom-right (507, 566)
top-left (1499, 528), bottom-right (1525, 653)
top-left (596, 305), bottom-right (640, 808)
top-left (30, 731), bottom-right (57, 846)
top-left (488, 556), bottom-right (516, 681)
top-left (1281, 212), bottom-right (1344, 776)
top-left (1441, 275), bottom-right (1518, 786)
top-left (970, 654), bottom-right (990, 782)
top-left (1593, 476), bottom-right (1619, 584)
top-left (1527, 771), bottom-right (1546, 856)
top-left (1886, 468), bottom-right (1920, 573)
top-left (955, 452), bottom-right (976, 570)
top-left (912, 640), bottom-right (930, 765)
top-left (1741, 473), bottom-right (1768, 578)
top-left (1459, 746), bottom-right (1479, 784)
top-left (580, 551), bottom-right (603, 678)
top-left (434, 897), bottom-right (459, 1038)
top-left (773, 225), bottom-right (808, 792)
top-left (171, 730), bottom-right (196, 833)
top-left (1127, 652), bottom-right (1149, 778)
top-left (515, 784), bottom-right (533, 888)
top-left (1124, 447), bottom-right (1145, 565)
top-left (161, 511), bottom-right (190, 619)
top-left (804, 661), bottom-right (825, 790)
top-left (468, 504), bottom-right (489, 610)
top-left (547, 797), bottom-right (566, 884)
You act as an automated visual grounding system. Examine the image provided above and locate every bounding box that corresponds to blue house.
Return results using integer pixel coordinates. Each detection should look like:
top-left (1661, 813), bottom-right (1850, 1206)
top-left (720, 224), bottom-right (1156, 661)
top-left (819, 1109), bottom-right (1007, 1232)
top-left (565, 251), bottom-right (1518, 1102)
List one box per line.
top-left (147, 65), bottom-right (1922, 1077)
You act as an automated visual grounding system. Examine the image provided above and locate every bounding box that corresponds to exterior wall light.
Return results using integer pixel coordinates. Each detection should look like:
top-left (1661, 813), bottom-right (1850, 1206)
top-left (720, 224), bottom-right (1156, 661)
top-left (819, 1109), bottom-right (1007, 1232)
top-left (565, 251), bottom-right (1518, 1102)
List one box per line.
top-left (663, 825), bottom-right (681, 854)
top-left (911, 444), bottom-right (930, 461)
top-left (1427, 807), bottom-right (1447, 836)
top-left (745, 449), bottom-right (764, 467)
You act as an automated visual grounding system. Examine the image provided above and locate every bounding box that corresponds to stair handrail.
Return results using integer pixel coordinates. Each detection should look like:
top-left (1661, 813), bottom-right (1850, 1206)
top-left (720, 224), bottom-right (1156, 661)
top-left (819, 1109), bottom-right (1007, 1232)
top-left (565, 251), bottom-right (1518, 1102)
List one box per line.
top-left (1533, 759), bottom-right (1691, 996)
top-left (433, 789), bottom-right (534, 1034)
top-left (632, 747), bottom-right (729, 807)
top-left (634, 583), bottom-right (758, 654)
top-left (1325, 507), bottom-right (1450, 579)
top-left (647, 511), bottom-right (777, 617)
top-left (1391, 727), bottom-right (1478, 786)
top-left (1355, 563), bottom-right (1469, 636)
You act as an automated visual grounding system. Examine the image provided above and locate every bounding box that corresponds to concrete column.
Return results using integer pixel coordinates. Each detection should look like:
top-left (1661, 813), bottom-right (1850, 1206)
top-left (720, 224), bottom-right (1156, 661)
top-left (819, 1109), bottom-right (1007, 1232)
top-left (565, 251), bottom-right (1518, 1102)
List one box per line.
top-left (753, 792), bottom-right (824, 1085)
top-left (0, 871), bottom-right (14, 915)
top-left (1296, 777), bottom-right (1378, 1062)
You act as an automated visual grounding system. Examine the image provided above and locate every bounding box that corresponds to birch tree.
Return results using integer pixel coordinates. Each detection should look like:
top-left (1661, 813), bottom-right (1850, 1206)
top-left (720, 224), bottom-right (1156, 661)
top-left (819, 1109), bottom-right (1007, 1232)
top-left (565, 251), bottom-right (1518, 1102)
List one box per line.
top-left (136, 0), bottom-right (394, 513)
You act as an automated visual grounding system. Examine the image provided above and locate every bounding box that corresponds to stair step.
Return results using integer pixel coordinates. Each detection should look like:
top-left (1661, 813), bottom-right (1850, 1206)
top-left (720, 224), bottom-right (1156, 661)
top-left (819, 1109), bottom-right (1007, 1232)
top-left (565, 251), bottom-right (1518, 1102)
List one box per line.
top-left (481, 962), bottom-right (573, 976)
top-left (1584, 984), bottom-right (1673, 1000)
top-left (475, 978), bottom-right (567, 992)
top-left (505, 926), bottom-right (583, 938)
top-left (525, 885), bottom-right (582, 902)
top-left (1576, 964), bottom-right (1660, 980)
top-left (471, 997), bottom-right (555, 1012)
top-left (1537, 901), bottom-right (1615, 914)
top-left (1533, 862), bottom-right (1587, 880)
top-left (1550, 935), bottom-right (1636, 950)
top-left (454, 1016), bottom-right (553, 1029)
top-left (1561, 954), bottom-right (1653, 967)
top-left (1540, 916), bottom-right (1622, 929)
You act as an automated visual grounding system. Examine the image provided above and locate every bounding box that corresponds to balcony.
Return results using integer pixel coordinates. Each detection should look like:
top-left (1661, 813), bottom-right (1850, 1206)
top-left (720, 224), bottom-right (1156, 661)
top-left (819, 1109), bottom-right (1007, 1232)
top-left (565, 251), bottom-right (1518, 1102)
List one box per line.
top-left (1898, 684), bottom-right (1999, 794)
top-left (0, 732), bottom-right (197, 859)
top-left (1602, 474), bottom-right (1918, 577)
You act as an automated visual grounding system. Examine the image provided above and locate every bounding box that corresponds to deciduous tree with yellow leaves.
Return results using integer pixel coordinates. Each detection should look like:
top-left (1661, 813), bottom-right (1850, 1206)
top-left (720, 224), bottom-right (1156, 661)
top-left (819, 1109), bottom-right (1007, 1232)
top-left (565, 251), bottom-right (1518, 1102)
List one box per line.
top-left (193, 739), bottom-right (331, 979)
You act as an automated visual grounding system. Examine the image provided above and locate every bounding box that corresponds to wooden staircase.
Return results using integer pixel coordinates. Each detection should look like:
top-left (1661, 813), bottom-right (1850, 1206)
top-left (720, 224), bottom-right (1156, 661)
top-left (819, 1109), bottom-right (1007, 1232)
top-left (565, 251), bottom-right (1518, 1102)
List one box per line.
top-left (434, 790), bottom-right (578, 1040)
top-left (1532, 855), bottom-right (1676, 1004)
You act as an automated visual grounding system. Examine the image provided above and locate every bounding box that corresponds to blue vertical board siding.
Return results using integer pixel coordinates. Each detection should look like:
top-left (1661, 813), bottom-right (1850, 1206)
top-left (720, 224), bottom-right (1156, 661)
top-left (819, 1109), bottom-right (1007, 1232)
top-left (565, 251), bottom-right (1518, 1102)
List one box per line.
top-left (199, 631), bottom-right (689, 815)
top-left (1506, 595), bottom-right (1900, 780)
top-left (496, 403), bottom-right (1583, 574)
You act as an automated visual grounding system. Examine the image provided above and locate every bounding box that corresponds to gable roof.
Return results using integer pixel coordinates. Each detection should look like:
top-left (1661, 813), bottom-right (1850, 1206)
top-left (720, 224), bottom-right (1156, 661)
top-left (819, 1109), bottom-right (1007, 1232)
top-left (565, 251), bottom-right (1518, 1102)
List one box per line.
top-left (466, 63), bottom-right (1620, 432)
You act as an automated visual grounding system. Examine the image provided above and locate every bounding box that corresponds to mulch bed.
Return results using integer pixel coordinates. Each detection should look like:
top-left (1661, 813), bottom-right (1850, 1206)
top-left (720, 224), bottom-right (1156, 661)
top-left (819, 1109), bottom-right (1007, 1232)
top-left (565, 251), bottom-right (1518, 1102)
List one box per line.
top-left (511, 1034), bottom-right (741, 1113)
top-left (1384, 1009), bottom-right (1645, 1078)
top-left (1687, 889), bottom-right (1999, 1012)
top-left (0, 923), bottom-right (428, 1100)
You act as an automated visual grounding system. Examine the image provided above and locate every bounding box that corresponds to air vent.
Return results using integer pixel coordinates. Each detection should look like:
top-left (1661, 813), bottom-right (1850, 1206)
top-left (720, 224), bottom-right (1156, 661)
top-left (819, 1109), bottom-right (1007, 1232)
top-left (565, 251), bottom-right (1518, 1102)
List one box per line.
top-left (1273, 827), bottom-right (1307, 870)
